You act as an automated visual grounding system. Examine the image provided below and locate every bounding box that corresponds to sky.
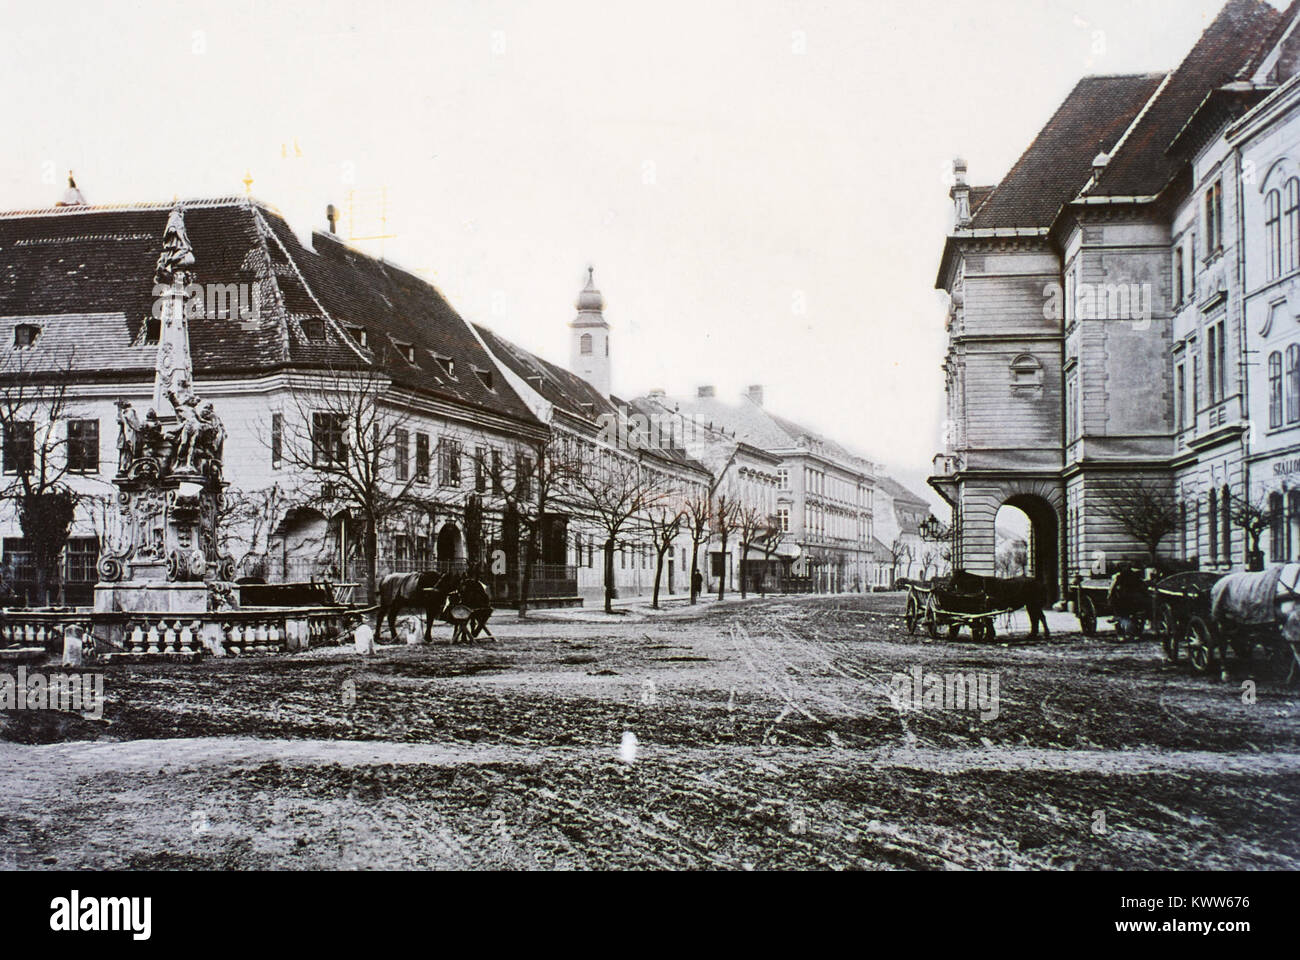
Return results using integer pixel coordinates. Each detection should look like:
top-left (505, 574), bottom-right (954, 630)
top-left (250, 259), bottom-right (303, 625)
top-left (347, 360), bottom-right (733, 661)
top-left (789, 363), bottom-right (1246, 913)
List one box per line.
top-left (0, 0), bottom-right (1277, 513)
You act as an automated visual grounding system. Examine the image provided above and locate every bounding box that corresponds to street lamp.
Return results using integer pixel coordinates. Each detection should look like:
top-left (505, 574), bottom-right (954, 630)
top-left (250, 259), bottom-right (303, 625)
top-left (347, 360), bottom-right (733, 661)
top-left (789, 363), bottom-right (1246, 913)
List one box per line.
top-left (919, 516), bottom-right (951, 543)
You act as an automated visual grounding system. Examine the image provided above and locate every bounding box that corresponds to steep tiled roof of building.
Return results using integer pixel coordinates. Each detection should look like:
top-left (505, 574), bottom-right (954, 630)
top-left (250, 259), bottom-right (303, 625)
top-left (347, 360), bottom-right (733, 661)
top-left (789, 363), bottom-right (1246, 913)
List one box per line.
top-left (876, 475), bottom-right (931, 508)
top-left (1091, 0), bottom-right (1283, 198)
top-left (0, 198), bottom-right (542, 428)
top-left (473, 325), bottom-right (709, 477)
top-left (970, 73), bottom-right (1164, 228)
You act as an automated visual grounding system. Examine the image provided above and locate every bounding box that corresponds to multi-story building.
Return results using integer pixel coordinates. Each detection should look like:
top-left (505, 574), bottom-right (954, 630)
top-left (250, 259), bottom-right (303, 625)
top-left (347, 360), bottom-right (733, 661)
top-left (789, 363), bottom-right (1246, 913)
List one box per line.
top-left (932, 0), bottom-right (1300, 594)
top-left (873, 476), bottom-right (937, 585)
top-left (638, 386), bottom-right (876, 593)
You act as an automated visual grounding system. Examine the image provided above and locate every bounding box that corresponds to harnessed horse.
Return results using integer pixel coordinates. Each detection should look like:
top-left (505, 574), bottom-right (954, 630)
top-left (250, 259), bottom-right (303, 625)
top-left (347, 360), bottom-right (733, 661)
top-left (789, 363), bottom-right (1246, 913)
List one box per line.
top-left (375, 571), bottom-right (458, 642)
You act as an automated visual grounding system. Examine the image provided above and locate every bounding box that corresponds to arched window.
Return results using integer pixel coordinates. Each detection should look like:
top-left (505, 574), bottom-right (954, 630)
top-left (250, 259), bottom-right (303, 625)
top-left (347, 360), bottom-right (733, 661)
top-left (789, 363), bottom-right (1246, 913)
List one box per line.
top-left (1290, 490), bottom-right (1300, 562)
top-left (1288, 344), bottom-right (1300, 423)
top-left (1270, 492), bottom-right (1286, 563)
top-left (1270, 351), bottom-right (1284, 428)
top-left (579, 333), bottom-right (593, 356)
top-left (1267, 188), bottom-right (1283, 279)
top-left (1286, 178), bottom-right (1300, 272)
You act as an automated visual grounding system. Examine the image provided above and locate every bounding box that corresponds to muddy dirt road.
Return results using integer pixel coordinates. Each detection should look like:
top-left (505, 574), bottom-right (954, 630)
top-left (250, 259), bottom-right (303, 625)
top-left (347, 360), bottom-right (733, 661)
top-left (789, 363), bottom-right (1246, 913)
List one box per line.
top-left (1, 594), bottom-right (1296, 870)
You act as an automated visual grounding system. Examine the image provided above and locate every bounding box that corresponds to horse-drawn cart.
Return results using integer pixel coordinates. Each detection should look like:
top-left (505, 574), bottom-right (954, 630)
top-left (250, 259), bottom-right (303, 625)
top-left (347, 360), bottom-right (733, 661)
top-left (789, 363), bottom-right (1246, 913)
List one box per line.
top-left (1072, 567), bottom-right (1152, 639)
top-left (1153, 566), bottom-right (1300, 680)
top-left (904, 578), bottom-right (1019, 643)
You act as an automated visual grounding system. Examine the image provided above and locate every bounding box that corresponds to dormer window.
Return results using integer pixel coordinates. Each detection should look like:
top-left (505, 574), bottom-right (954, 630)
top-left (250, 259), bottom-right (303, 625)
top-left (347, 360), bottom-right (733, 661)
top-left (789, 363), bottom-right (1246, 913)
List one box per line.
top-left (348, 326), bottom-right (369, 348)
top-left (393, 341), bottom-right (416, 364)
top-left (13, 324), bottom-right (40, 348)
top-left (474, 367), bottom-right (495, 390)
top-left (300, 318), bottom-right (326, 341)
top-left (432, 353), bottom-right (455, 377)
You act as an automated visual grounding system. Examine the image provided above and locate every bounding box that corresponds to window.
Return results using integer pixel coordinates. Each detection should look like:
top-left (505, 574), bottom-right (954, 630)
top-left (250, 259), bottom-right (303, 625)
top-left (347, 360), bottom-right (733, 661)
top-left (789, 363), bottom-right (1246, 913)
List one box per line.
top-left (3, 538), bottom-right (33, 585)
top-left (1176, 364), bottom-right (1187, 433)
top-left (393, 534), bottom-right (411, 569)
top-left (65, 538), bottom-right (98, 584)
top-left (1287, 179), bottom-right (1300, 274)
top-left (1207, 320), bottom-right (1226, 403)
top-left (777, 468), bottom-right (789, 489)
top-left (1270, 352), bottom-right (1284, 428)
top-left (394, 429), bottom-right (410, 481)
top-left (1173, 246), bottom-right (1186, 306)
top-left (3, 421), bottom-right (33, 474)
top-left (300, 318), bottom-right (326, 341)
top-left (13, 324), bottom-right (39, 348)
top-left (1271, 492), bottom-right (1287, 563)
top-left (348, 326), bottom-right (369, 348)
top-left (1066, 375), bottom-right (1080, 441)
top-left (439, 439), bottom-right (461, 487)
top-left (516, 454), bottom-right (533, 501)
top-left (475, 446), bottom-right (487, 493)
top-left (1267, 188), bottom-right (1282, 279)
top-left (777, 507), bottom-right (790, 533)
top-left (491, 449), bottom-right (503, 495)
top-left (312, 412), bottom-right (347, 467)
top-left (475, 367), bottom-right (495, 390)
top-left (415, 433), bottom-right (430, 483)
top-left (432, 354), bottom-right (455, 377)
top-left (580, 333), bottom-right (593, 355)
top-left (66, 419), bottom-right (98, 473)
top-left (1289, 344), bottom-right (1300, 424)
top-left (271, 413), bottom-right (282, 469)
top-left (1206, 180), bottom-right (1224, 255)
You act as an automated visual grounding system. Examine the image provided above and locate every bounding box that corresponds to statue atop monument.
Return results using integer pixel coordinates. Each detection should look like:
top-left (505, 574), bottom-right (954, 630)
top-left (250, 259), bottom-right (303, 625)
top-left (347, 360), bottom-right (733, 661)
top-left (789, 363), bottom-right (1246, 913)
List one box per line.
top-left (152, 205), bottom-right (197, 418)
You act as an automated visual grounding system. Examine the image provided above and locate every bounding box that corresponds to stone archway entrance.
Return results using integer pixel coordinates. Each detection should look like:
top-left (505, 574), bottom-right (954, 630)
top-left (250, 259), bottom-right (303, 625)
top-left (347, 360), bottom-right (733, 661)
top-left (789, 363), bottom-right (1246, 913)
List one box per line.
top-left (955, 478), bottom-right (1064, 602)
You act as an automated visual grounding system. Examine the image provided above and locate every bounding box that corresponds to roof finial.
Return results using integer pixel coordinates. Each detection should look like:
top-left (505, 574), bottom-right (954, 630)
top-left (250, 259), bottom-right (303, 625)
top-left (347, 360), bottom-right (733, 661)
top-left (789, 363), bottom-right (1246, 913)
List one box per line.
top-left (242, 169), bottom-right (254, 196)
top-left (56, 170), bottom-right (86, 207)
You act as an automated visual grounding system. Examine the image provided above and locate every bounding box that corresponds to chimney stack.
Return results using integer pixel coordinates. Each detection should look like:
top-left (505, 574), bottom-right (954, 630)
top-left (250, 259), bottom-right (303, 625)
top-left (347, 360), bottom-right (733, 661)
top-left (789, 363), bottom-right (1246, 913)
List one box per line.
top-left (326, 204), bottom-right (338, 234)
top-left (697, 385), bottom-right (715, 399)
top-left (950, 157), bottom-right (971, 228)
top-left (746, 385), bottom-right (764, 406)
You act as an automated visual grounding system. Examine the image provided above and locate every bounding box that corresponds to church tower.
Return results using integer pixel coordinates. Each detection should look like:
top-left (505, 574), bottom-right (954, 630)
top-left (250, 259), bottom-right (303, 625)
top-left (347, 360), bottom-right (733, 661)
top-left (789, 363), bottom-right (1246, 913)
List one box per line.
top-left (568, 266), bottom-right (610, 396)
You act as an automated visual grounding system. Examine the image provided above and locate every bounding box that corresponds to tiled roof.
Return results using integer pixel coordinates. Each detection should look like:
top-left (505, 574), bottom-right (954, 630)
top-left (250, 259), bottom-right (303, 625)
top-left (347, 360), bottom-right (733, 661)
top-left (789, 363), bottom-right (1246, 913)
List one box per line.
top-left (971, 73), bottom-right (1165, 228)
top-left (473, 324), bottom-right (709, 477)
top-left (1090, 0), bottom-right (1283, 198)
top-left (0, 198), bottom-right (542, 429)
top-left (876, 475), bottom-right (930, 508)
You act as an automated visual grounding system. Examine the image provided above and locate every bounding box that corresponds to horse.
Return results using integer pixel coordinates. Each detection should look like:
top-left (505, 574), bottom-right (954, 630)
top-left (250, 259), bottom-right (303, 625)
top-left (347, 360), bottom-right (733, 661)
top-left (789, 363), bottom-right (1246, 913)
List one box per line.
top-left (948, 570), bottom-right (1051, 639)
top-left (443, 575), bottom-right (494, 642)
top-left (375, 570), bottom-right (458, 642)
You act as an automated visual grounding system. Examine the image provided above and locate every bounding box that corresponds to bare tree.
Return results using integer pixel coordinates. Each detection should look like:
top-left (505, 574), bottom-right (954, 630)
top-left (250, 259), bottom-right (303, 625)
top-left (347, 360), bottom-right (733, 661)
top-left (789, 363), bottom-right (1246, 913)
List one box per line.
top-left (1228, 490), bottom-right (1272, 571)
top-left (646, 499), bottom-right (685, 609)
top-left (736, 503), bottom-right (779, 599)
top-left (712, 493), bottom-right (742, 601)
top-left (565, 453), bottom-right (667, 614)
top-left (269, 364), bottom-right (430, 602)
top-left (683, 492), bottom-right (711, 605)
top-left (888, 536), bottom-right (913, 587)
top-left (0, 347), bottom-right (87, 605)
top-left (1096, 477), bottom-right (1180, 567)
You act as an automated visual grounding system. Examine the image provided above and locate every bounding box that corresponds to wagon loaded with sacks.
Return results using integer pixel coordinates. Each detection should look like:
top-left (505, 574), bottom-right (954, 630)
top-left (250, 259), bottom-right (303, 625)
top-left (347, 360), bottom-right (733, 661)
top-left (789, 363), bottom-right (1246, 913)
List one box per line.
top-left (1153, 565), bottom-right (1300, 681)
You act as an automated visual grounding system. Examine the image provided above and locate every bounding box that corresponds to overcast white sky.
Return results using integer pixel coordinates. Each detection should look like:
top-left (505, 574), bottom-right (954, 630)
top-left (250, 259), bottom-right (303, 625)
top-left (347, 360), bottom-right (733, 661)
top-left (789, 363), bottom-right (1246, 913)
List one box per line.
top-left (0, 0), bottom-right (1276, 510)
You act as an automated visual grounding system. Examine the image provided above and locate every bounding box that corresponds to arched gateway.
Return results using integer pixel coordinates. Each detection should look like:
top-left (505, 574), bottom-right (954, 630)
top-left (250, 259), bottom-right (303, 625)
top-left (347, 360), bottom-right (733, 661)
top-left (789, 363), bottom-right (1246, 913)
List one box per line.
top-left (947, 479), bottom-right (1065, 603)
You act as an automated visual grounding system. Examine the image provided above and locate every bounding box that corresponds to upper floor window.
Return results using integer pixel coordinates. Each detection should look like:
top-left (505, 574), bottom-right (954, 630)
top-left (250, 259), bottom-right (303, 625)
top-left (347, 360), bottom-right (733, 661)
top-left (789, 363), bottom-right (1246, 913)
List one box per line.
top-left (1287, 344), bottom-right (1300, 424)
top-left (312, 412), bottom-right (348, 467)
top-left (579, 333), bottom-right (593, 356)
top-left (13, 324), bottom-right (39, 348)
top-left (415, 433), bottom-right (430, 483)
top-left (1267, 188), bottom-right (1283, 279)
top-left (66, 419), bottom-right (98, 473)
top-left (3, 421), bottom-right (33, 475)
top-left (271, 413), bottom-right (283, 469)
top-left (1285, 178), bottom-right (1300, 275)
top-left (1206, 180), bottom-right (1224, 256)
top-left (1270, 351), bottom-right (1284, 428)
top-left (439, 438), bottom-right (462, 487)
top-left (394, 429), bottom-right (410, 481)
top-left (1206, 320), bottom-right (1227, 404)
top-left (1173, 246), bottom-right (1186, 306)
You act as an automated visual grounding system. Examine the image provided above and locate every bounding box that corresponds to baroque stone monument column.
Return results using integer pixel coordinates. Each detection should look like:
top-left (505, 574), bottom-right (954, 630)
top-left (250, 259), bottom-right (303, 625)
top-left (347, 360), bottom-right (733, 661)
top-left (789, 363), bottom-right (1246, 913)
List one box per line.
top-left (94, 206), bottom-right (236, 614)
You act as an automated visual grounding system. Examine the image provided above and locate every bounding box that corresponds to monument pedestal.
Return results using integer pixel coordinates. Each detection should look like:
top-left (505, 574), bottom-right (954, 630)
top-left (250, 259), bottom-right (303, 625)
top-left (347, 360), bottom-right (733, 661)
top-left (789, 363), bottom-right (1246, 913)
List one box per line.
top-left (94, 581), bottom-right (214, 615)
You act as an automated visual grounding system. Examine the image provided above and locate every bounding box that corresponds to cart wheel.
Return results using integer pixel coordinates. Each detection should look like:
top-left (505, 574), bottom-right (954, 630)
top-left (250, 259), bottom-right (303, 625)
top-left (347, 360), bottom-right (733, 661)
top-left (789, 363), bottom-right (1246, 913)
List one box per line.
top-left (904, 593), bottom-right (921, 635)
top-left (1157, 605), bottom-right (1182, 662)
top-left (924, 596), bottom-right (941, 640)
top-left (1078, 595), bottom-right (1098, 637)
top-left (1187, 617), bottom-right (1219, 676)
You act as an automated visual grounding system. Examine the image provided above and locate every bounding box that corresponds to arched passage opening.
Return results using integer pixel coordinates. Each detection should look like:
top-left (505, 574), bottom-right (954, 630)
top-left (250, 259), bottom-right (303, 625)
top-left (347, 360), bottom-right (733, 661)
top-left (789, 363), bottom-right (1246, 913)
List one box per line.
top-left (437, 522), bottom-right (463, 564)
top-left (998, 494), bottom-right (1060, 601)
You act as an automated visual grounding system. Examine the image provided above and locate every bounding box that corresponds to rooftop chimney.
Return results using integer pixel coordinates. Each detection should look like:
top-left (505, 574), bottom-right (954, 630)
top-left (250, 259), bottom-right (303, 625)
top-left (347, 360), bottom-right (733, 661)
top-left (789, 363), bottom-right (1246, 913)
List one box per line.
top-left (326, 204), bottom-right (338, 234)
top-left (697, 385), bottom-right (715, 399)
top-left (746, 385), bottom-right (764, 406)
top-left (950, 157), bottom-right (971, 229)
top-left (1091, 151), bottom-right (1110, 185)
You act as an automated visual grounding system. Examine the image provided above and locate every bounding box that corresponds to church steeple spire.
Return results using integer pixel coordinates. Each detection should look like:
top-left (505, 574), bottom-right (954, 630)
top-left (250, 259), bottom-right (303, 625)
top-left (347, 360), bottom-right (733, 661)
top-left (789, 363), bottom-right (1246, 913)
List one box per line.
top-left (568, 265), bottom-right (611, 397)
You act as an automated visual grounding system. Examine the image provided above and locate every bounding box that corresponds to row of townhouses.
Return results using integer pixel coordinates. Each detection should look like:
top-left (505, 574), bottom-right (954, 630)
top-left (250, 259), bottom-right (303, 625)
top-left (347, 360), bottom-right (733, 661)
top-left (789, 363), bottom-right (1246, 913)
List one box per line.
top-left (0, 187), bottom-right (932, 605)
top-left (932, 0), bottom-right (1300, 598)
